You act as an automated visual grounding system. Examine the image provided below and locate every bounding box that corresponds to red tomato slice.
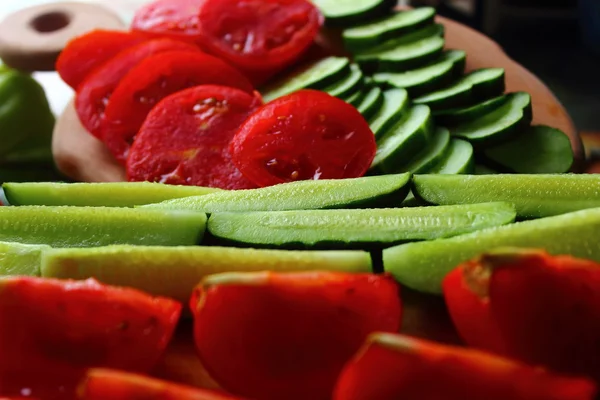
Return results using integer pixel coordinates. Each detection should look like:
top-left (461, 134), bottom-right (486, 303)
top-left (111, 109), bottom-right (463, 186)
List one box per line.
top-left (102, 51), bottom-right (254, 164)
top-left (196, 0), bottom-right (323, 72)
top-left (0, 277), bottom-right (181, 400)
top-left (131, 0), bottom-right (205, 42)
top-left (126, 85), bottom-right (261, 190)
top-left (56, 30), bottom-right (147, 90)
top-left (333, 332), bottom-right (596, 400)
top-left (230, 90), bottom-right (377, 187)
top-left (190, 271), bottom-right (401, 400)
top-left (79, 369), bottom-right (241, 400)
top-left (75, 39), bottom-right (199, 139)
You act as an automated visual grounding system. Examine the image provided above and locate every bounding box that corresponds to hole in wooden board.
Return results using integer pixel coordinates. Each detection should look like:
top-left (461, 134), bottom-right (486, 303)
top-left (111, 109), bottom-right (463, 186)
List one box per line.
top-left (29, 11), bottom-right (71, 33)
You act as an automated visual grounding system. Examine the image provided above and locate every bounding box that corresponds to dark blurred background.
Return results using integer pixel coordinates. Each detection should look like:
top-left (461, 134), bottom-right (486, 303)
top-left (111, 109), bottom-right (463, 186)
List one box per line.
top-left (409, 0), bottom-right (600, 137)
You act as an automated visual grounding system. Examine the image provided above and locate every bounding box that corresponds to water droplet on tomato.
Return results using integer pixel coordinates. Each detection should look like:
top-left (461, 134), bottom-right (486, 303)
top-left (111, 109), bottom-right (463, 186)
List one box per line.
top-left (266, 158), bottom-right (278, 166)
top-left (290, 170), bottom-right (299, 180)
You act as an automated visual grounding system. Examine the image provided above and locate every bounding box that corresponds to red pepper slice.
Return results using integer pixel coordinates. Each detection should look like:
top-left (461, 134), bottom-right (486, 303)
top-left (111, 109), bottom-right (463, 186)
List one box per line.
top-left (75, 38), bottom-right (199, 139)
top-left (78, 369), bottom-right (242, 400)
top-left (334, 332), bottom-right (597, 400)
top-left (56, 30), bottom-right (148, 90)
top-left (102, 51), bottom-right (254, 164)
top-left (196, 0), bottom-right (322, 73)
top-left (131, 0), bottom-right (206, 42)
top-left (444, 249), bottom-right (600, 383)
top-left (190, 271), bottom-right (401, 400)
top-left (126, 85), bottom-right (261, 189)
top-left (229, 90), bottom-right (377, 187)
top-left (0, 277), bottom-right (181, 400)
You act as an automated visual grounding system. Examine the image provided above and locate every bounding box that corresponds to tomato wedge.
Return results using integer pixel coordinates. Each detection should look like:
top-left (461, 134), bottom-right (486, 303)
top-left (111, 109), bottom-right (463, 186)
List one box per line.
top-left (190, 271), bottom-right (401, 400)
top-left (334, 332), bottom-right (596, 400)
top-left (102, 51), bottom-right (254, 163)
top-left (230, 90), bottom-right (377, 187)
top-left (443, 249), bottom-right (600, 383)
top-left (196, 0), bottom-right (323, 73)
top-left (131, 0), bottom-right (205, 42)
top-left (0, 277), bottom-right (181, 400)
top-left (79, 369), bottom-right (241, 400)
top-left (126, 85), bottom-right (260, 189)
top-left (56, 30), bottom-right (147, 90)
top-left (75, 39), bottom-right (199, 138)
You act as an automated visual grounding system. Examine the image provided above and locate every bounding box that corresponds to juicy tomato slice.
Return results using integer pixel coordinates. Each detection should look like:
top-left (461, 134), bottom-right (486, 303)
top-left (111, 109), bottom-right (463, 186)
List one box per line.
top-left (102, 51), bottom-right (254, 164)
top-left (75, 39), bottom-right (199, 139)
top-left (190, 271), bottom-right (401, 400)
top-left (56, 30), bottom-right (147, 90)
top-left (229, 90), bottom-right (377, 187)
top-left (334, 333), bottom-right (597, 400)
top-left (131, 0), bottom-right (205, 41)
top-left (126, 85), bottom-right (260, 190)
top-left (197, 0), bottom-right (323, 72)
top-left (78, 369), bottom-right (241, 400)
top-left (0, 277), bottom-right (181, 400)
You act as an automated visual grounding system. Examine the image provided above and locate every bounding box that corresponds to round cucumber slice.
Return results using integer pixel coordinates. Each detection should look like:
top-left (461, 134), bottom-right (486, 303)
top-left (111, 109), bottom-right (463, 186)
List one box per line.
top-left (434, 94), bottom-right (508, 125)
top-left (312, 0), bottom-right (397, 27)
top-left (261, 57), bottom-right (350, 102)
top-left (357, 86), bottom-right (384, 120)
top-left (371, 105), bottom-right (434, 174)
top-left (450, 92), bottom-right (532, 144)
top-left (369, 89), bottom-right (410, 138)
top-left (343, 7), bottom-right (436, 51)
top-left (345, 88), bottom-right (368, 107)
top-left (324, 64), bottom-right (364, 98)
top-left (483, 125), bottom-right (574, 173)
top-left (402, 127), bottom-right (451, 173)
top-left (430, 138), bottom-right (474, 174)
top-left (373, 50), bottom-right (466, 96)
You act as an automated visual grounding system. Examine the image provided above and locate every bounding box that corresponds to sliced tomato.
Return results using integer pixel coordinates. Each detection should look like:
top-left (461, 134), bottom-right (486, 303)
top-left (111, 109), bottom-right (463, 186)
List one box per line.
top-left (230, 90), bottom-right (377, 187)
top-left (126, 85), bottom-right (260, 189)
top-left (190, 271), bottom-right (401, 400)
top-left (444, 249), bottom-right (600, 383)
top-left (334, 332), bottom-right (596, 400)
top-left (0, 277), bottom-right (181, 400)
top-left (56, 30), bottom-right (147, 90)
top-left (196, 0), bottom-right (322, 73)
top-left (78, 369), bottom-right (241, 400)
top-left (131, 0), bottom-right (205, 42)
top-left (102, 51), bottom-right (254, 163)
top-left (75, 39), bottom-right (199, 139)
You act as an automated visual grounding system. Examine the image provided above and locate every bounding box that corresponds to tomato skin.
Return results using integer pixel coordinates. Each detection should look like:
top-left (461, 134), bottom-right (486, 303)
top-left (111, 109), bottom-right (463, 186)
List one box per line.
top-left (0, 277), bottom-right (181, 400)
top-left (102, 51), bottom-right (254, 163)
top-left (78, 369), bottom-right (242, 400)
top-left (75, 39), bottom-right (199, 139)
top-left (131, 0), bottom-right (206, 42)
top-left (334, 332), bottom-right (596, 400)
top-left (230, 90), bottom-right (377, 187)
top-left (190, 271), bottom-right (401, 400)
top-left (56, 30), bottom-right (148, 90)
top-left (126, 85), bottom-right (260, 190)
top-left (197, 0), bottom-right (323, 73)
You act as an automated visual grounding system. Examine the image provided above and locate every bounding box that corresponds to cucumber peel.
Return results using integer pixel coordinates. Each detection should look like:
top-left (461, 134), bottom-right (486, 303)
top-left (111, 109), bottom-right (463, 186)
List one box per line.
top-left (369, 89), bottom-right (410, 138)
top-left (429, 139), bottom-right (474, 174)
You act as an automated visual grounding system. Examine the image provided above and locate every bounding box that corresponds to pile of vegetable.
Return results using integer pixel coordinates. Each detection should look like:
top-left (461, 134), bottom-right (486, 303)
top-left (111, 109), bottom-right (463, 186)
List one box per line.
top-left (0, 0), bottom-right (599, 399)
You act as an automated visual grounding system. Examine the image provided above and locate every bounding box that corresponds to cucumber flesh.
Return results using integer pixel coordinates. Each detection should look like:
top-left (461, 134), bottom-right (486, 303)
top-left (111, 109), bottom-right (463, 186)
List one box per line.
top-left (41, 245), bottom-right (372, 304)
top-left (483, 125), bottom-right (574, 173)
top-left (312, 0), bottom-right (397, 26)
top-left (2, 182), bottom-right (221, 207)
top-left (346, 88), bottom-right (368, 107)
top-left (262, 57), bottom-right (350, 102)
top-left (142, 173), bottom-right (412, 213)
top-left (369, 89), bottom-right (410, 138)
top-left (402, 127), bottom-right (451, 173)
top-left (0, 241), bottom-right (49, 276)
top-left (373, 50), bottom-right (466, 96)
top-left (450, 92), bottom-right (532, 144)
top-left (413, 174), bottom-right (600, 219)
top-left (208, 202), bottom-right (516, 249)
top-left (343, 7), bottom-right (436, 51)
top-left (413, 68), bottom-right (505, 111)
top-left (0, 206), bottom-right (206, 248)
top-left (371, 105), bottom-right (433, 174)
top-left (430, 139), bottom-right (474, 174)
top-left (324, 64), bottom-right (364, 98)
top-left (383, 207), bottom-right (600, 294)
top-left (434, 94), bottom-right (508, 125)
top-left (356, 24), bottom-right (445, 73)
top-left (357, 86), bottom-right (384, 120)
